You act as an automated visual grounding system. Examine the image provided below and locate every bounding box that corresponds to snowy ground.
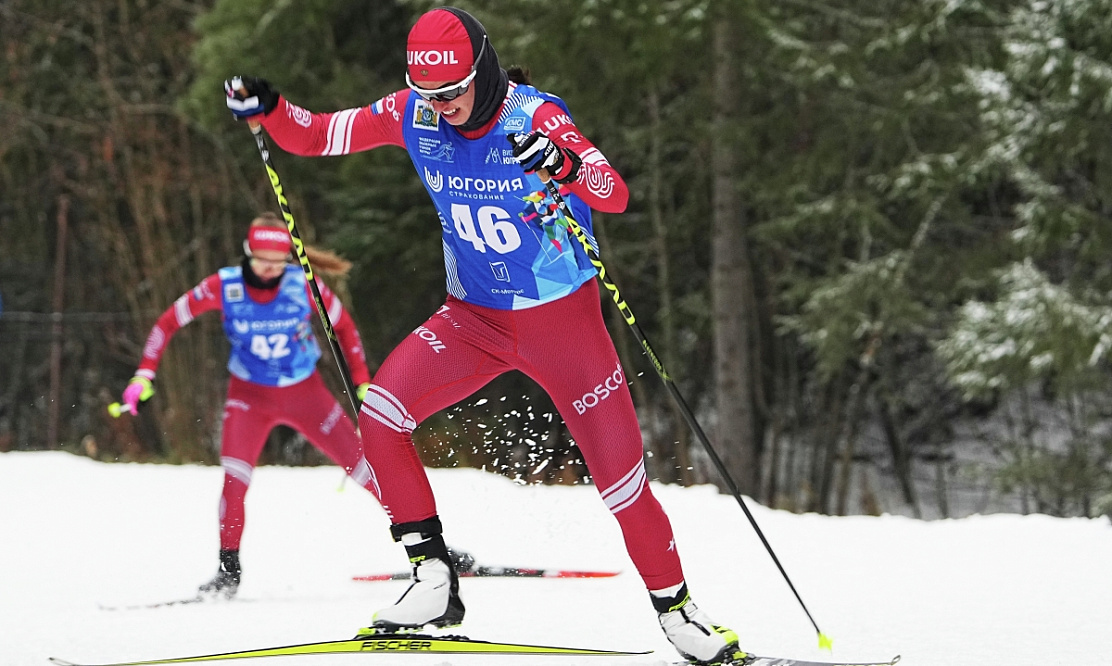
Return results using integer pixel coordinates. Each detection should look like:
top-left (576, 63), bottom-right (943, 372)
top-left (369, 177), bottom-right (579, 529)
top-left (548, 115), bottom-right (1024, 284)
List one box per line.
top-left (2, 451), bottom-right (1108, 666)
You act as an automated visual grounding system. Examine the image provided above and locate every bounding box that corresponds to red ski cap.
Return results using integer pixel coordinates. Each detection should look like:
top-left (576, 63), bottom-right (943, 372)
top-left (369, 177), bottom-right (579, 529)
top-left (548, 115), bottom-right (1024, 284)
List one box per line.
top-left (407, 9), bottom-right (474, 84)
top-left (246, 226), bottom-right (292, 255)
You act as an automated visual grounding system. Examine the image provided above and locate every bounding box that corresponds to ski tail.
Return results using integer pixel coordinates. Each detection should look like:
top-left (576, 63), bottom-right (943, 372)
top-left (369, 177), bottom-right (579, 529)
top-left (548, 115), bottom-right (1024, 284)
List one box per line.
top-left (471, 566), bottom-right (619, 578)
top-left (97, 596), bottom-right (205, 612)
top-left (745, 654), bottom-right (901, 666)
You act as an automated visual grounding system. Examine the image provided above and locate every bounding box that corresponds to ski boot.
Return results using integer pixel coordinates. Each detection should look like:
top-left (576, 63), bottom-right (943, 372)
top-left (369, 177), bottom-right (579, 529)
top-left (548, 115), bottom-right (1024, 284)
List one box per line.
top-left (198, 549), bottom-right (241, 599)
top-left (653, 583), bottom-right (748, 665)
top-left (358, 516), bottom-right (465, 636)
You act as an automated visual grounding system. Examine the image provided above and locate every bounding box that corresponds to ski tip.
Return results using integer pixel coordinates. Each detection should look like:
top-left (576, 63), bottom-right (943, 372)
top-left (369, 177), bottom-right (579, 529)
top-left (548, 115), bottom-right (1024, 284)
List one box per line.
top-left (48, 658), bottom-right (78, 666)
top-left (352, 574), bottom-right (399, 581)
top-left (817, 632), bottom-right (833, 651)
top-left (891, 655), bottom-right (901, 664)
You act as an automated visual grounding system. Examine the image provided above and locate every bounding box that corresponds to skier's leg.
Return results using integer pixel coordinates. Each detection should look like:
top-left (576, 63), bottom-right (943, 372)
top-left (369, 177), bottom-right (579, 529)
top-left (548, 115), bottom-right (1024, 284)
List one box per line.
top-left (199, 377), bottom-right (275, 597)
top-left (519, 281), bottom-right (743, 664)
top-left (358, 303), bottom-right (509, 628)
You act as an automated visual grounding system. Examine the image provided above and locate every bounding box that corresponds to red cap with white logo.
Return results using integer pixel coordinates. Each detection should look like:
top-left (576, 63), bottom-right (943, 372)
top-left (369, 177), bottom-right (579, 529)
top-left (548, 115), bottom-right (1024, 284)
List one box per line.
top-left (246, 226), bottom-right (293, 255)
top-left (407, 9), bottom-right (473, 83)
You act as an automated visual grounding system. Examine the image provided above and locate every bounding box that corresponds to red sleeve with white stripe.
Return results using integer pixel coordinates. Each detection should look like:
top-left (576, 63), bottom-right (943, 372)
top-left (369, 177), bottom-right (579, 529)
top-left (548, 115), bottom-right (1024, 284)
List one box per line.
top-left (259, 91), bottom-right (411, 156)
top-left (532, 101), bottom-right (629, 214)
top-left (133, 274), bottom-right (223, 381)
top-left (314, 282), bottom-right (373, 386)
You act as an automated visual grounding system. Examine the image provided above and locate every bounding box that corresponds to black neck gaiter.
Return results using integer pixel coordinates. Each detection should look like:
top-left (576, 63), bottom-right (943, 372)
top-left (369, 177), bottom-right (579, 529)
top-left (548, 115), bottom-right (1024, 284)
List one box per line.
top-left (443, 7), bottom-right (509, 132)
top-left (241, 256), bottom-right (282, 290)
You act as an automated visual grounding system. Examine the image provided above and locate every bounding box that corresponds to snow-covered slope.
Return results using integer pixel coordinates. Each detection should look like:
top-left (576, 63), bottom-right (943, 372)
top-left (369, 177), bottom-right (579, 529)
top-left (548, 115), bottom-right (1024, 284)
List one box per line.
top-left (2, 451), bottom-right (1107, 666)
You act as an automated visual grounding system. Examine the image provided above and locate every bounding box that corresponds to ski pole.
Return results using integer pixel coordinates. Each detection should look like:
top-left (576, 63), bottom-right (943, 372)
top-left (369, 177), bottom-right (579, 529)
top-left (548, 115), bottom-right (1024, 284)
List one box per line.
top-left (530, 161), bottom-right (831, 650)
top-left (239, 111), bottom-right (363, 418)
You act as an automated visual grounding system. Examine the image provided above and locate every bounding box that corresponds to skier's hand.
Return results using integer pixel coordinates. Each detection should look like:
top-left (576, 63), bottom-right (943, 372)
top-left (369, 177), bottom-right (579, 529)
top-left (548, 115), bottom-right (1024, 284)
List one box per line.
top-left (508, 132), bottom-right (581, 184)
top-left (118, 376), bottom-right (154, 416)
top-left (224, 76), bottom-right (279, 120)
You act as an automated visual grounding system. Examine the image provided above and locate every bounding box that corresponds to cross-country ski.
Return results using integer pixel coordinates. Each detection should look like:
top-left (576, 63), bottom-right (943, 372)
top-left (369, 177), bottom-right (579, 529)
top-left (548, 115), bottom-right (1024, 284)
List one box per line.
top-left (354, 566), bottom-right (620, 581)
top-left (48, 633), bottom-right (649, 666)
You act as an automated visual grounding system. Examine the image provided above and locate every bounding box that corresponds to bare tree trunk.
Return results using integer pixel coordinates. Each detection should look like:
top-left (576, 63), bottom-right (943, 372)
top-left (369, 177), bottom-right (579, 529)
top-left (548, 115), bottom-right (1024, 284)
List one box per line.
top-left (934, 441), bottom-right (950, 519)
top-left (647, 89), bottom-right (692, 485)
top-left (834, 381), bottom-right (864, 516)
top-left (879, 394), bottom-right (921, 517)
top-left (710, 5), bottom-right (759, 496)
top-left (810, 382), bottom-right (844, 513)
top-left (47, 195), bottom-right (70, 449)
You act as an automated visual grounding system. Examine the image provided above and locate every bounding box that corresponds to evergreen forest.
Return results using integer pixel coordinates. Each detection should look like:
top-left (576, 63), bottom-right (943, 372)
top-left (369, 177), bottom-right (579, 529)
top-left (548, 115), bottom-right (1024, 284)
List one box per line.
top-left (3, 0), bottom-right (1112, 520)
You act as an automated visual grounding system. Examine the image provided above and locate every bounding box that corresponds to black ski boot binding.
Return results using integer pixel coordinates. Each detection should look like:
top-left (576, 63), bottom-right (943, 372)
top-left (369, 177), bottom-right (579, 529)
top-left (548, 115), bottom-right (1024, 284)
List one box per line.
top-left (198, 549), bottom-right (241, 599)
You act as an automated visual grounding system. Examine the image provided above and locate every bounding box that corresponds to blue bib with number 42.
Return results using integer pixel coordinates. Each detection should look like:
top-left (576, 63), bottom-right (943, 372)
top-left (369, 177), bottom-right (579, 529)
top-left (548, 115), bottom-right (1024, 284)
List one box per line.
top-left (219, 265), bottom-right (321, 386)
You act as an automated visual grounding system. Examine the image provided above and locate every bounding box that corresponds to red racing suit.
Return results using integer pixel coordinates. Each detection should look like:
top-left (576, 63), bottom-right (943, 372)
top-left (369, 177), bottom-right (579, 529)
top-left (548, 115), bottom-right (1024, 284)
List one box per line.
top-left (259, 86), bottom-right (684, 590)
top-left (135, 269), bottom-right (375, 550)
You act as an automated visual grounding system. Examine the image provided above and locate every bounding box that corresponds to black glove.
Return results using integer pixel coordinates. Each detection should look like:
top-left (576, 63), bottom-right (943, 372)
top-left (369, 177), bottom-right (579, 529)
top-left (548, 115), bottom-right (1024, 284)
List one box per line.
top-left (224, 76), bottom-right (280, 120)
top-left (508, 131), bottom-right (582, 184)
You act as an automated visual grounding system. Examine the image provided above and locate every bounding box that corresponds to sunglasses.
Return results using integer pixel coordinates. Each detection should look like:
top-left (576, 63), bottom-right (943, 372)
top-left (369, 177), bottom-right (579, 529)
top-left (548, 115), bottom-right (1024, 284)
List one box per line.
top-left (406, 36), bottom-right (487, 103)
top-left (249, 256), bottom-right (290, 270)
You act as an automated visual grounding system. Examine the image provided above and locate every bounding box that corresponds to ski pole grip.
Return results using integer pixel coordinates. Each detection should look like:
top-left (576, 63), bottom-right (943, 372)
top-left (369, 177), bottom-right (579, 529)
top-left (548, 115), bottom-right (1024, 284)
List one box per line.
top-left (507, 133), bottom-right (552, 183)
top-left (235, 85), bottom-right (263, 132)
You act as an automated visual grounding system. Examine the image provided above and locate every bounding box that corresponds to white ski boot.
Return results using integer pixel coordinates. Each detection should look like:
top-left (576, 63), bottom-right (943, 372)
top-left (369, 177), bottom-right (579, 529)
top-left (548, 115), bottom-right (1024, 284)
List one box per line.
top-left (362, 517), bottom-right (465, 633)
top-left (653, 583), bottom-right (745, 664)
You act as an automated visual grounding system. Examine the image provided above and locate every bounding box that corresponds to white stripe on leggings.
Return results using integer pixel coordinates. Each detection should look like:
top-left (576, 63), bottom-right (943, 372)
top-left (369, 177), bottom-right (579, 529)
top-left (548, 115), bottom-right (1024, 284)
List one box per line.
top-left (600, 460), bottom-right (647, 514)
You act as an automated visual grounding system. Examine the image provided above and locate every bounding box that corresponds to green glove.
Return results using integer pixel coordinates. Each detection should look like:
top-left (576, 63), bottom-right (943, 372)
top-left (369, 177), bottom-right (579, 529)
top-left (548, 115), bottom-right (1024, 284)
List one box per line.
top-left (110, 376), bottom-right (154, 417)
top-left (356, 382), bottom-right (371, 402)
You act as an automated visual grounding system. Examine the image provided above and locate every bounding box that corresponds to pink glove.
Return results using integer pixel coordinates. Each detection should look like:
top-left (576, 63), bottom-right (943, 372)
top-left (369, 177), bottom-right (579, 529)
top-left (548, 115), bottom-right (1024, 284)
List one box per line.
top-left (121, 377), bottom-right (154, 415)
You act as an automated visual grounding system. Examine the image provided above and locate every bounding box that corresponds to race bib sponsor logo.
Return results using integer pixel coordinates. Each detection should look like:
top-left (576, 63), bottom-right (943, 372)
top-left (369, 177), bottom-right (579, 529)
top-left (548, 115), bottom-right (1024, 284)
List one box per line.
top-left (424, 170), bottom-right (524, 201)
top-left (446, 175), bottom-right (524, 193)
top-left (490, 261), bottom-right (510, 282)
top-left (251, 317), bottom-right (301, 332)
top-left (573, 362), bottom-right (625, 415)
top-left (413, 101), bottom-right (439, 130)
top-left (418, 137), bottom-right (455, 162)
top-left (425, 167), bottom-right (444, 193)
top-left (504, 116), bottom-right (526, 133)
top-left (224, 283), bottom-right (244, 303)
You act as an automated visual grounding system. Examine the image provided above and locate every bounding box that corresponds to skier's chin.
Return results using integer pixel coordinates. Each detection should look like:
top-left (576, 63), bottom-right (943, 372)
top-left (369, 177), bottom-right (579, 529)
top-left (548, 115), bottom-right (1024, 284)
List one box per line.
top-left (440, 107), bottom-right (469, 125)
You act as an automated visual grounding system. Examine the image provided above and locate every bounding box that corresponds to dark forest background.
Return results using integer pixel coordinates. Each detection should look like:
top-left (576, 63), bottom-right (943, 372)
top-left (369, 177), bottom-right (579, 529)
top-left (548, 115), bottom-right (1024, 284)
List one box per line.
top-left (3, 0), bottom-right (1112, 519)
